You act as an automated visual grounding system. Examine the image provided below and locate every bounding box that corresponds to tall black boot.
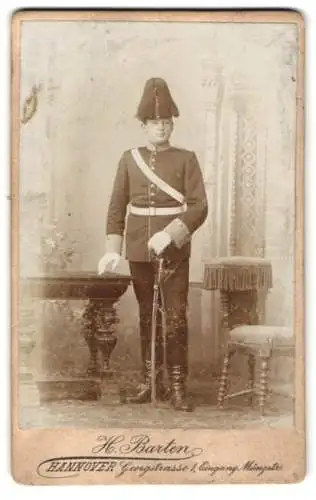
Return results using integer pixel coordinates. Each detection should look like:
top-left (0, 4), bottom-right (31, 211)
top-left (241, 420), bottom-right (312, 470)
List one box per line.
top-left (169, 365), bottom-right (193, 412)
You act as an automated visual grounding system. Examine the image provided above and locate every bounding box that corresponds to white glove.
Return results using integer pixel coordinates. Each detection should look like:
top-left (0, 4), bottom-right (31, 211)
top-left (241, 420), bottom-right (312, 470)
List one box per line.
top-left (98, 252), bottom-right (121, 274)
top-left (147, 231), bottom-right (171, 256)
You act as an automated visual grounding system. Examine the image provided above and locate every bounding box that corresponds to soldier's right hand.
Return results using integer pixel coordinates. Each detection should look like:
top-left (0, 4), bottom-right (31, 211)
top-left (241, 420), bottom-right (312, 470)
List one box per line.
top-left (97, 252), bottom-right (121, 275)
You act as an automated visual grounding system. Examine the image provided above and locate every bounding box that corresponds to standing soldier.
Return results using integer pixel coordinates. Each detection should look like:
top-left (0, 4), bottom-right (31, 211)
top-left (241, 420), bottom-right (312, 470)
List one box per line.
top-left (98, 78), bottom-right (208, 411)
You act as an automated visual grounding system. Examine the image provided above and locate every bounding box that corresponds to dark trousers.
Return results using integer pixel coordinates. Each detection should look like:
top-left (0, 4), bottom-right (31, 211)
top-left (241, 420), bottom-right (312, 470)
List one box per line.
top-left (129, 259), bottom-right (190, 375)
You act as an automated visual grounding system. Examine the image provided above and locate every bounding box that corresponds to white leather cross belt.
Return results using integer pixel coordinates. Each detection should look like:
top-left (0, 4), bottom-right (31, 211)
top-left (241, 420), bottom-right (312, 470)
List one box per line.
top-left (130, 203), bottom-right (187, 216)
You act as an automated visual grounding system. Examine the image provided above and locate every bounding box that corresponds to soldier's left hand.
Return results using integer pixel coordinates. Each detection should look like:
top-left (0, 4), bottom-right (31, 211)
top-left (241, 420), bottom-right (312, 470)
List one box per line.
top-left (147, 231), bottom-right (171, 256)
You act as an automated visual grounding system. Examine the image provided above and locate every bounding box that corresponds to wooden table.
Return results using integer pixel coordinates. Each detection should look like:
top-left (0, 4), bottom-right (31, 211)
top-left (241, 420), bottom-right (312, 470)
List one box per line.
top-left (20, 271), bottom-right (131, 402)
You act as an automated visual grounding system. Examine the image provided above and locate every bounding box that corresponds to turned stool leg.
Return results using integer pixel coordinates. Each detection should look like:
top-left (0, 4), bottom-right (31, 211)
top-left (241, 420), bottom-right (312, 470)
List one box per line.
top-left (248, 354), bottom-right (256, 406)
top-left (258, 355), bottom-right (270, 416)
top-left (217, 349), bottom-right (231, 408)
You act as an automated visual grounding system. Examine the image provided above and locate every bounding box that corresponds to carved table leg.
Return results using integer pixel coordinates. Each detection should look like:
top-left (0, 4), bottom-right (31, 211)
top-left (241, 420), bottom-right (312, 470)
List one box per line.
top-left (248, 353), bottom-right (256, 406)
top-left (82, 301), bottom-right (100, 376)
top-left (258, 355), bottom-right (270, 416)
top-left (94, 299), bottom-right (118, 378)
top-left (82, 299), bottom-right (118, 377)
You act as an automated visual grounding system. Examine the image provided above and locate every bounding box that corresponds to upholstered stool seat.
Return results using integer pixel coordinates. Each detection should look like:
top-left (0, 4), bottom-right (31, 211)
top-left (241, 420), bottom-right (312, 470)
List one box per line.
top-left (217, 325), bottom-right (294, 415)
top-left (230, 325), bottom-right (293, 349)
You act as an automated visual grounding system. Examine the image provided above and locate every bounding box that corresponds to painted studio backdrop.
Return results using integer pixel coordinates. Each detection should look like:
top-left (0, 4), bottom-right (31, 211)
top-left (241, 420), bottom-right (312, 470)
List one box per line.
top-left (19, 21), bottom-right (297, 408)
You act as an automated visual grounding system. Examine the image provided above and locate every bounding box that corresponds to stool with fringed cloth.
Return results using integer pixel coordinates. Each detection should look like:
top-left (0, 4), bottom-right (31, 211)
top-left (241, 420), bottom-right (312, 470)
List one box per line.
top-left (203, 257), bottom-right (275, 415)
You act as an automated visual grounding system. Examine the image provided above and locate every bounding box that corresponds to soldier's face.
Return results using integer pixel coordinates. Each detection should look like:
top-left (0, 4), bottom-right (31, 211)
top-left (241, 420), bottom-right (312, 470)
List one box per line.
top-left (144, 118), bottom-right (174, 145)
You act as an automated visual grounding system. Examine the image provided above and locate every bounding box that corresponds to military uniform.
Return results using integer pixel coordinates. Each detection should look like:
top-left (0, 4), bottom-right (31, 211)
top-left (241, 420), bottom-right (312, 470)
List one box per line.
top-left (105, 78), bottom-right (208, 411)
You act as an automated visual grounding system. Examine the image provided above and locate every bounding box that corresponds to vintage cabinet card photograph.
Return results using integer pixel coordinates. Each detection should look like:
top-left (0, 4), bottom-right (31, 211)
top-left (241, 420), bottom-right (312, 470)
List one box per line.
top-left (11, 9), bottom-right (305, 484)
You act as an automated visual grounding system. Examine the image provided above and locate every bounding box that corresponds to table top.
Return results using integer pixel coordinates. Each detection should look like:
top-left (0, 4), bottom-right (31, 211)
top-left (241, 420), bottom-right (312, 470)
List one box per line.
top-left (20, 271), bottom-right (131, 300)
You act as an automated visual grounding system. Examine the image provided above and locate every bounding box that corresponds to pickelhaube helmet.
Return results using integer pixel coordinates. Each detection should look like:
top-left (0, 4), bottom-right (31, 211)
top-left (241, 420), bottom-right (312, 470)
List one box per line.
top-left (136, 77), bottom-right (179, 121)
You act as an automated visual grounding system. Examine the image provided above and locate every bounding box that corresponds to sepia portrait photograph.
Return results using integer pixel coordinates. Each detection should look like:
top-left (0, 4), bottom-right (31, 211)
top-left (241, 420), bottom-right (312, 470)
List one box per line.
top-left (11, 9), bottom-right (305, 484)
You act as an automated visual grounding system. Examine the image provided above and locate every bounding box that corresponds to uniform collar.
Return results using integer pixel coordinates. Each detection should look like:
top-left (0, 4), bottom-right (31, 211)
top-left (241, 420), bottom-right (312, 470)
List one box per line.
top-left (146, 142), bottom-right (171, 152)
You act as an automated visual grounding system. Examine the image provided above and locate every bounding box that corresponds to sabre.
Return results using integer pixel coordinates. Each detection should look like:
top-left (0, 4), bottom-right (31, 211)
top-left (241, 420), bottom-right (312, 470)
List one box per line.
top-left (150, 256), bottom-right (164, 406)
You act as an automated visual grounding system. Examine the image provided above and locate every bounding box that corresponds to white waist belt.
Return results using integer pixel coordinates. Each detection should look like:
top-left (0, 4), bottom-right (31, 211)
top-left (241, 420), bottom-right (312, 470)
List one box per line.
top-left (130, 203), bottom-right (187, 216)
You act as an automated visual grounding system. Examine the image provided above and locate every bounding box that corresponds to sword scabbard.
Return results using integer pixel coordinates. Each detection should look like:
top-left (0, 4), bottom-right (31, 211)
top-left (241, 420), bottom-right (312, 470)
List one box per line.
top-left (150, 257), bottom-right (165, 406)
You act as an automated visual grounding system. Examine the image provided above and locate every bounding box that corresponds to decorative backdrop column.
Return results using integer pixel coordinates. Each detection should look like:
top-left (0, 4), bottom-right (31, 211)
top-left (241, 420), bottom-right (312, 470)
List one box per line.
top-left (200, 62), bottom-right (224, 371)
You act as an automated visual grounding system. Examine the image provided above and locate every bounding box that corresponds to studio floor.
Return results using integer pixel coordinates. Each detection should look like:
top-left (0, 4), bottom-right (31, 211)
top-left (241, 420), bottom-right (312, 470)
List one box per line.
top-left (18, 377), bottom-right (294, 430)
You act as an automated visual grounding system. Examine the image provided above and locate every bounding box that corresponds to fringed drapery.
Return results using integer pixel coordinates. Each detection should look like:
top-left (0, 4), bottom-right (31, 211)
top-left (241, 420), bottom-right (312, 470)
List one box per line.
top-left (203, 259), bottom-right (273, 291)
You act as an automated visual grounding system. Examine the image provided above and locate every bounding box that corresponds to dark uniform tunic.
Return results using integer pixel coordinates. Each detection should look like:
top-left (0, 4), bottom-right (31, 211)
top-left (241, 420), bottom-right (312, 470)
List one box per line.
top-left (106, 146), bottom-right (208, 262)
top-left (106, 144), bottom-right (208, 374)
